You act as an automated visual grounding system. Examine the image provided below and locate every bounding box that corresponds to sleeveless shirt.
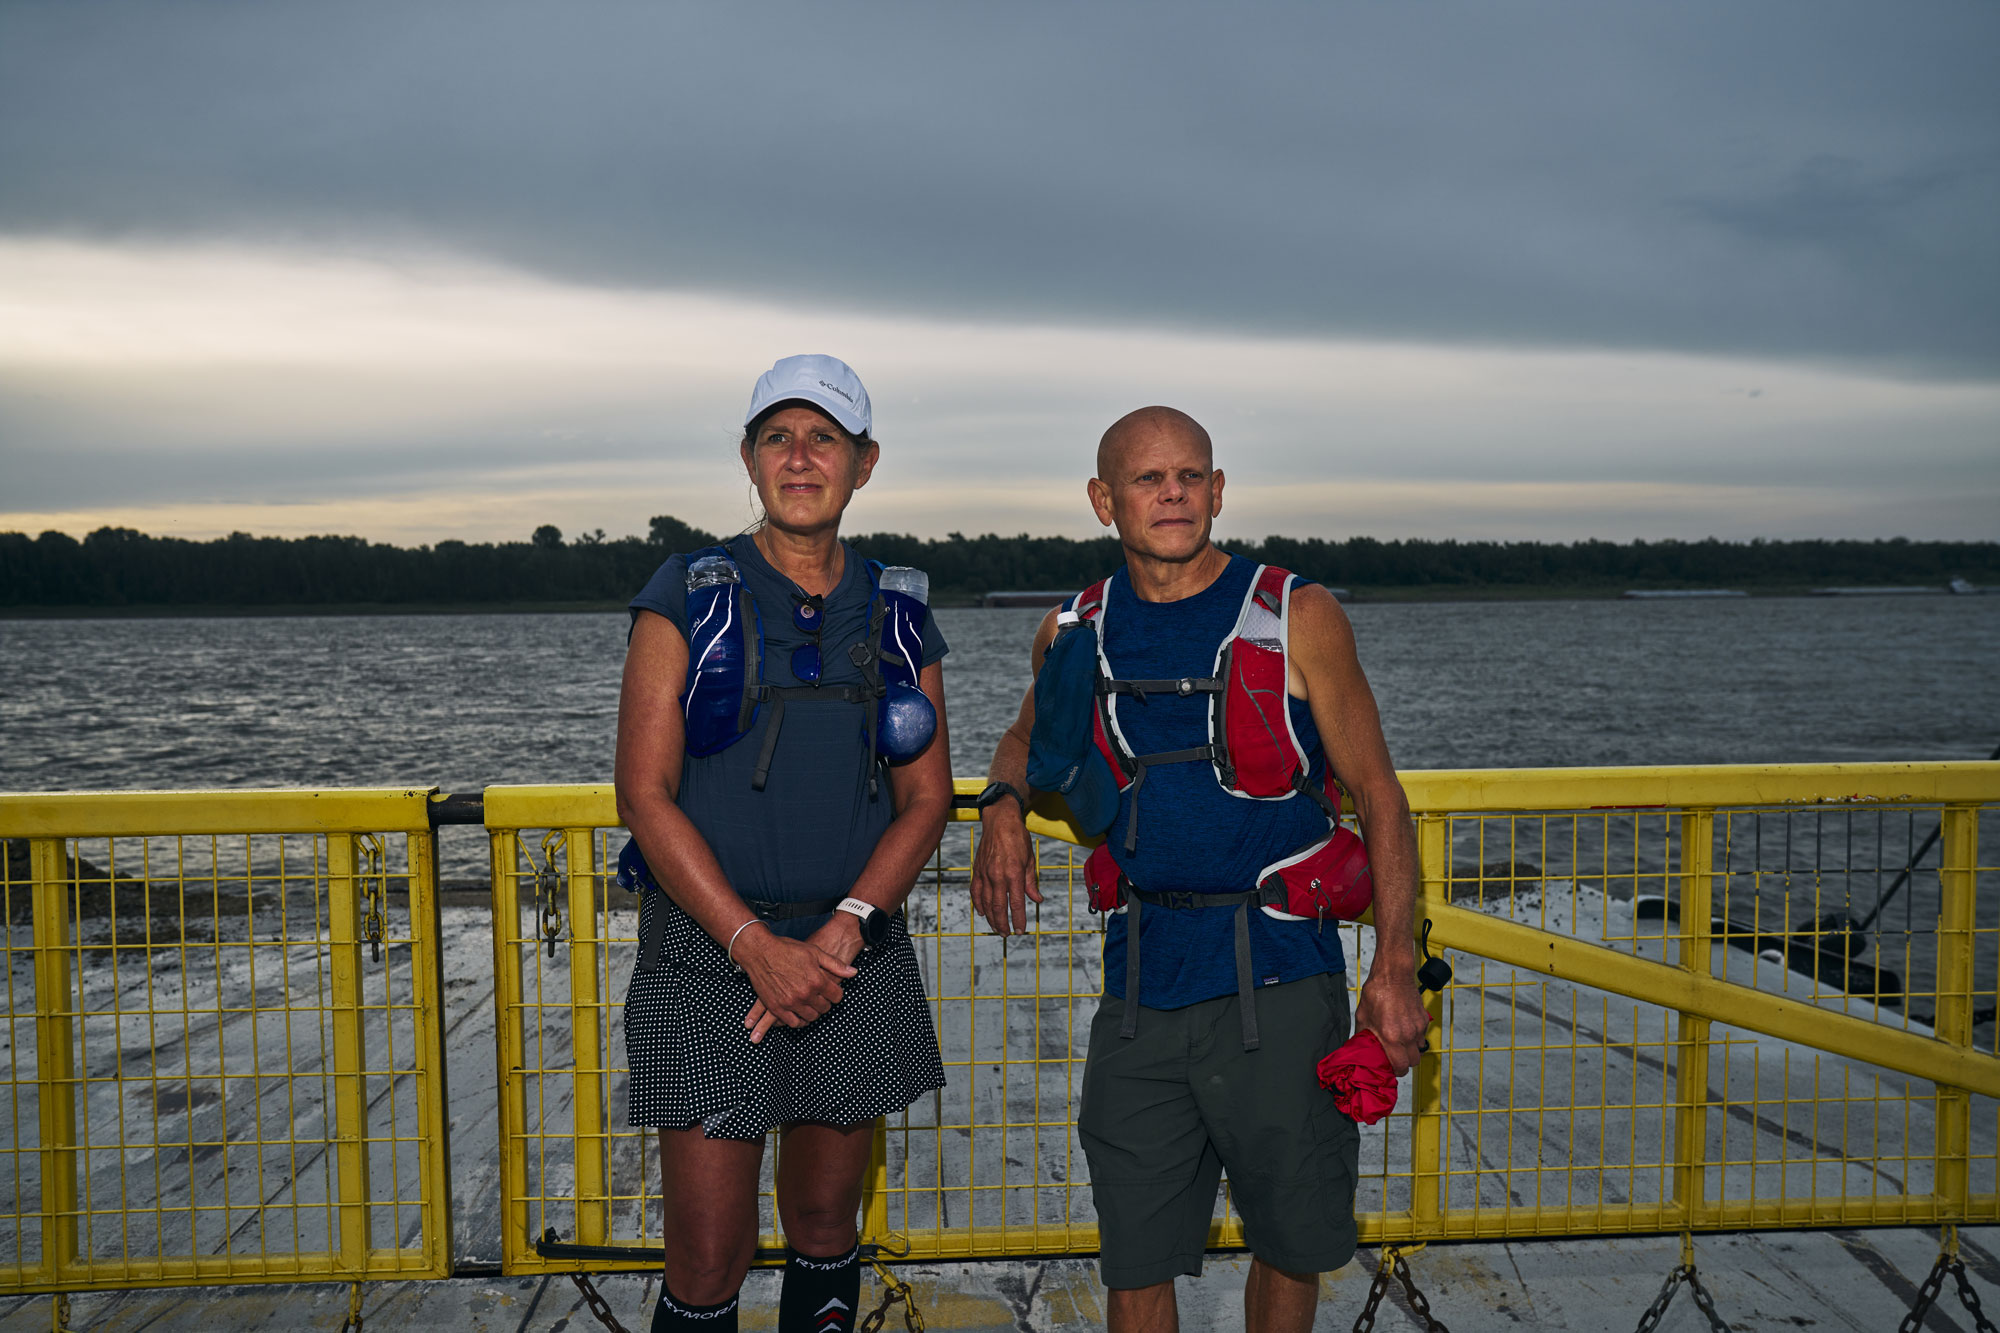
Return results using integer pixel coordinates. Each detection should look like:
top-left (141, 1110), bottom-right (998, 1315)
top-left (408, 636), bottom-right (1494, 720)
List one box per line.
top-left (1089, 553), bottom-right (1347, 1006)
top-left (628, 533), bottom-right (950, 938)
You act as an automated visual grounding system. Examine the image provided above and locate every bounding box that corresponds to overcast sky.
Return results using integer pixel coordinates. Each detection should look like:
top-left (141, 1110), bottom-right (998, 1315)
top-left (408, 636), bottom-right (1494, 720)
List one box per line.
top-left (2, 1), bottom-right (1996, 545)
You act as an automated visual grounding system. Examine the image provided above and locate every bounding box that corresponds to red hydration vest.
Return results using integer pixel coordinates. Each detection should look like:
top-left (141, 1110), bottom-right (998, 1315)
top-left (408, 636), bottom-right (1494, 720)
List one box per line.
top-left (1073, 563), bottom-right (1372, 927)
top-left (1074, 562), bottom-right (1373, 1051)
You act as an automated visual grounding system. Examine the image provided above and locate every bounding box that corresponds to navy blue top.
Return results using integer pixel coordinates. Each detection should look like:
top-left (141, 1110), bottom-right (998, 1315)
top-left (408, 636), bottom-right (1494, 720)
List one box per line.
top-left (629, 533), bottom-right (950, 938)
top-left (1087, 553), bottom-right (1347, 1006)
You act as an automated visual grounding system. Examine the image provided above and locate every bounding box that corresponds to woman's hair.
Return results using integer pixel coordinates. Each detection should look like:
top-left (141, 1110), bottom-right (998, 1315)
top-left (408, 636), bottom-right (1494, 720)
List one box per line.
top-left (739, 399), bottom-right (877, 530)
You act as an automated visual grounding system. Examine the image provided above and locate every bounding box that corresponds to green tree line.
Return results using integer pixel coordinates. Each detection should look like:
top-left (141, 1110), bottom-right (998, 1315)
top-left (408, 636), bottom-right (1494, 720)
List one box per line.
top-left (3, 520), bottom-right (1996, 608)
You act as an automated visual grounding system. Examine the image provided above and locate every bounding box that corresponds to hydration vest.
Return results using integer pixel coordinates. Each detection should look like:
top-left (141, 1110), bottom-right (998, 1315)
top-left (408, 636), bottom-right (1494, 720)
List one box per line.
top-left (1075, 563), bottom-right (1341, 852)
top-left (1071, 563), bottom-right (1373, 1051)
top-left (677, 544), bottom-right (934, 792)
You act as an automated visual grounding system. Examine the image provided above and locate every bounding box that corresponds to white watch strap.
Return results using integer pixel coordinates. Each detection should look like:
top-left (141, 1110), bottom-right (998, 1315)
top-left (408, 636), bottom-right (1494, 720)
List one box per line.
top-left (835, 897), bottom-right (876, 921)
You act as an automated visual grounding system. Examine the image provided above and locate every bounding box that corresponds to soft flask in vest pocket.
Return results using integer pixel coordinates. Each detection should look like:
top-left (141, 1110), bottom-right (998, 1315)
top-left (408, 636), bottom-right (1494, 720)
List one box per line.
top-left (872, 566), bottom-right (936, 761)
top-left (680, 555), bottom-right (761, 757)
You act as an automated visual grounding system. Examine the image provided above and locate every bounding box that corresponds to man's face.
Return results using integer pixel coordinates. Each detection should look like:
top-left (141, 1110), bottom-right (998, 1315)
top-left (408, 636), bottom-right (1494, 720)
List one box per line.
top-left (1087, 426), bottom-right (1223, 563)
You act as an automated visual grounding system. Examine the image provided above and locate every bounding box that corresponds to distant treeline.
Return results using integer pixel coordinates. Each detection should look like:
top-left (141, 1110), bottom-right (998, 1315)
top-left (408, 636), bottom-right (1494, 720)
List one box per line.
top-left (4, 519), bottom-right (1996, 608)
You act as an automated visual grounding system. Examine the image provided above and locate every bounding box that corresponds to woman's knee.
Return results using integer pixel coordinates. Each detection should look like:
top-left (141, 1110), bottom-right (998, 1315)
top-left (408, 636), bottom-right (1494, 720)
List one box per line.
top-left (664, 1236), bottom-right (755, 1305)
top-left (777, 1196), bottom-right (860, 1252)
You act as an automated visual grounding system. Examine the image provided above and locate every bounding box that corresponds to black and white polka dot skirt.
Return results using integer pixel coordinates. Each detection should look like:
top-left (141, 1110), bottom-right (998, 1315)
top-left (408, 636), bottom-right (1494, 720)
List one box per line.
top-left (623, 891), bottom-right (946, 1141)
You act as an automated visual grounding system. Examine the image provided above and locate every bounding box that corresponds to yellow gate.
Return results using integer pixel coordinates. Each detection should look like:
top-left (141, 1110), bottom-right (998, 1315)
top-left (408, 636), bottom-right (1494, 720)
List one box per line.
top-left (0, 789), bottom-right (453, 1293)
top-left (484, 763), bottom-right (2000, 1269)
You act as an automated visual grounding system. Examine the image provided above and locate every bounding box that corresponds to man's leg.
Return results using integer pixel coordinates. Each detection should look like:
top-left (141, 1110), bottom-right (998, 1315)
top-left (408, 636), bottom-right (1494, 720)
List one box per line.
top-left (1078, 993), bottom-right (1221, 1322)
top-left (1107, 1281), bottom-right (1179, 1333)
top-left (1197, 973), bottom-right (1362, 1327)
top-left (1245, 1258), bottom-right (1319, 1333)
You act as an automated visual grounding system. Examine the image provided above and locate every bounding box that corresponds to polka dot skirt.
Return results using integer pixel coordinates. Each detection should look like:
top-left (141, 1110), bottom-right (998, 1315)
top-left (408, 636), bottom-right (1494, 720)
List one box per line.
top-left (623, 891), bottom-right (946, 1140)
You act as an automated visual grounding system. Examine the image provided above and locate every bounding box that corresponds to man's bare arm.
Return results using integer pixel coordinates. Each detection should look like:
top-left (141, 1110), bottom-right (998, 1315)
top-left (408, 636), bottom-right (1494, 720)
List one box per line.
top-left (970, 607), bottom-right (1061, 935)
top-left (1287, 584), bottom-right (1432, 1075)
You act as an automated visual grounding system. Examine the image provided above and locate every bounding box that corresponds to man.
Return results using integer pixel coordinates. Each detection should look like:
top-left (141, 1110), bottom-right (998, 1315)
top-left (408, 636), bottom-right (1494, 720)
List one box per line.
top-left (969, 406), bottom-right (1431, 1333)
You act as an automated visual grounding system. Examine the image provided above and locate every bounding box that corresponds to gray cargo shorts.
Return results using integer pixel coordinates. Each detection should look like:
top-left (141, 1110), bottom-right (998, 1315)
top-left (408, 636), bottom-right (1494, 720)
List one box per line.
top-left (1077, 972), bottom-right (1361, 1289)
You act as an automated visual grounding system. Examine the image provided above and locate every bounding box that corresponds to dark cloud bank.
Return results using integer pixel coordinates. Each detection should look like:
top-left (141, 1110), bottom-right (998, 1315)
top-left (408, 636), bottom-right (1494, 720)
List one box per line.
top-left (1, 0), bottom-right (1996, 377)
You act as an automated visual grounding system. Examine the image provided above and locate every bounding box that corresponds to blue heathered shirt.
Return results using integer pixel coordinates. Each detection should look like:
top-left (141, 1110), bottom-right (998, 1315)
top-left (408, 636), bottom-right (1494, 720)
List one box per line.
top-left (1092, 553), bottom-right (1346, 1007)
top-left (628, 533), bottom-right (949, 939)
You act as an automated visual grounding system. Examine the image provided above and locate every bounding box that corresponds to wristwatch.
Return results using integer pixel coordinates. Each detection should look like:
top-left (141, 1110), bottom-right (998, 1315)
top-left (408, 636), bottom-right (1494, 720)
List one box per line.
top-left (975, 780), bottom-right (1028, 818)
top-left (835, 897), bottom-right (890, 948)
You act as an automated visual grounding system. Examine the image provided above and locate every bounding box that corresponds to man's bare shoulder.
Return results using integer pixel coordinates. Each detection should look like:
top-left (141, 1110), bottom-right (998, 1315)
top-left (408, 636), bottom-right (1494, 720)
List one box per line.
top-left (1286, 581), bottom-right (1356, 658)
top-left (1029, 604), bottom-right (1063, 670)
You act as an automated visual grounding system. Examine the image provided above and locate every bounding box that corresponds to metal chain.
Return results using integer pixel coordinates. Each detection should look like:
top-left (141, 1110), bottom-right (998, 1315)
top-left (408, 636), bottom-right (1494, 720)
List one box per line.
top-left (1351, 1258), bottom-right (1393, 1333)
top-left (338, 1282), bottom-right (365, 1333)
top-left (861, 1259), bottom-right (926, 1332)
top-left (1952, 1256), bottom-right (1999, 1333)
top-left (567, 1270), bottom-right (634, 1333)
top-left (1900, 1252), bottom-right (1951, 1333)
top-left (1635, 1265), bottom-right (1729, 1333)
top-left (533, 830), bottom-right (566, 960)
top-left (50, 1292), bottom-right (74, 1333)
top-left (357, 833), bottom-right (387, 964)
top-left (1901, 1252), bottom-right (1999, 1333)
top-left (1351, 1248), bottom-right (1449, 1333)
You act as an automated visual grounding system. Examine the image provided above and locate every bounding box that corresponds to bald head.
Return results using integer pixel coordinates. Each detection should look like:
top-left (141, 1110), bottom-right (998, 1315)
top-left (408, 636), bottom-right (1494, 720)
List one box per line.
top-left (1096, 406), bottom-right (1213, 480)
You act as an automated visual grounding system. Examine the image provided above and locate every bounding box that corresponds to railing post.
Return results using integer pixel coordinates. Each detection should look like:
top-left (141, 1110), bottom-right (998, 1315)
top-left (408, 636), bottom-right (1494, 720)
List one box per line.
top-left (327, 833), bottom-right (373, 1273)
top-left (1934, 805), bottom-right (1977, 1216)
top-left (487, 828), bottom-right (535, 1270)
top-left (860, 1117), bottom-right (891, 1247)
top-left (565, 829), bottom-right (610, 1248)
top-left (406, 829), bottom-right (455, 1276)
top-left (1410, 813), bottom-right (1449, 1228)
top-left (30, 838), bottom-right (77, 1288)
top-left (1671, 811), bottom-right (1716, 1229)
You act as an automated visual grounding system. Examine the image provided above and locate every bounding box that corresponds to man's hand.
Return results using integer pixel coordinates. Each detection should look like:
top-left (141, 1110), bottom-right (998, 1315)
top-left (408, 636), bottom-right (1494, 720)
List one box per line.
top-left (971, 807), bottom-right (1043, 936)
top-left (735, 926), bottom-right (857, 1043)
top-left (1354, 953), bottom-right (1433, 1076)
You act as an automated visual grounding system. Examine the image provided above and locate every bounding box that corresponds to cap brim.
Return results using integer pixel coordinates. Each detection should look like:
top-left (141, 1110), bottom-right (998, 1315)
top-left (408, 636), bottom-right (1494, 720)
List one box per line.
top-left (745, 390), bottom-right (869, 439)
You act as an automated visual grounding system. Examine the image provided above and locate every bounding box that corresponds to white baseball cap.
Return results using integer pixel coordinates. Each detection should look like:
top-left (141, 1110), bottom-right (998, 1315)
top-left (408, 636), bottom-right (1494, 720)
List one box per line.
top-left (744, 354), bottom-right (873, 439)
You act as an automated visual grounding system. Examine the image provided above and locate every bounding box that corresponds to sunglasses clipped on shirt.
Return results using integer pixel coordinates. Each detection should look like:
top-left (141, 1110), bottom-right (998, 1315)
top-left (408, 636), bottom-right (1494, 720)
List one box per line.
top-left (790, 592), bottom-right (825, 684)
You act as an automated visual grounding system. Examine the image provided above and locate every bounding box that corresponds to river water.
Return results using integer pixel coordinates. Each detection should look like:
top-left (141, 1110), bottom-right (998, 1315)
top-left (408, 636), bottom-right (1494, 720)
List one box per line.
top-left (4, 594), bottom-right (1993, 793)
top-left (4, 595), bottom-right (1998, 1006)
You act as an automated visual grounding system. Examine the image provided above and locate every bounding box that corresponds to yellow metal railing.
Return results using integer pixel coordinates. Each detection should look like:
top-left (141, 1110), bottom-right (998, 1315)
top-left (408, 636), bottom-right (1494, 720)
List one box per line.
top-left (483, 762), bottom-right (2000, 1269)
top-left (1, 762), bottom-right (1995, 1294)
top-left (0, 790), bottom-right (454, 1293)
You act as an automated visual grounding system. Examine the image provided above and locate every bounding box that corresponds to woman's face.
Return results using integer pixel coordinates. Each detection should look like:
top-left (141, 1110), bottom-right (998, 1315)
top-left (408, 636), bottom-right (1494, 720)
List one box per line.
top-left (742, 404), bottom-right (879, 537)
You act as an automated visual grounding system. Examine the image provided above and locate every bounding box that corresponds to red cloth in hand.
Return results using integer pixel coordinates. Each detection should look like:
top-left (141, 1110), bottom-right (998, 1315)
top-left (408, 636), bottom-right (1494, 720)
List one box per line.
top-left (1318, 1029), bottom-right (1399, 1125)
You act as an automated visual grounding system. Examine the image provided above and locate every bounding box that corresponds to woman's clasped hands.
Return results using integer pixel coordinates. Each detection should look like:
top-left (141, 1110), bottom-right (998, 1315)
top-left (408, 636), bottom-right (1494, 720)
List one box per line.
top-left (737, 914), bottom-right (866, 1043)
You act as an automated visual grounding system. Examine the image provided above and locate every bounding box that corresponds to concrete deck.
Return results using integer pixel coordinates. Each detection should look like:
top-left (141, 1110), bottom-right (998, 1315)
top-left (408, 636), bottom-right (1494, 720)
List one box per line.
top-left (5, 1226), bottom-right (1995, 1330)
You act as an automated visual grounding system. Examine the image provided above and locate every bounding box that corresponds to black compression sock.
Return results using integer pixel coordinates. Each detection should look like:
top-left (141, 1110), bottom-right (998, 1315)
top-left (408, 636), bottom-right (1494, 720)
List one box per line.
top-left (777, 1243), bottom-right (861, 1333)
top-left (651, 1283), bottom-right (740, 1331)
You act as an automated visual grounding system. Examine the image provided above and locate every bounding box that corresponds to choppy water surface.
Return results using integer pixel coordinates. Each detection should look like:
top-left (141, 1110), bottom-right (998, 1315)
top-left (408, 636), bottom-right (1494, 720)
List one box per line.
top-left (4, 595), bottom-right (1994, 795)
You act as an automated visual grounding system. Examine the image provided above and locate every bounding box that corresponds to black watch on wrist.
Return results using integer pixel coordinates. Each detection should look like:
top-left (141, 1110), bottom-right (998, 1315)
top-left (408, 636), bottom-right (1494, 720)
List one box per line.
top-left (975, 780), bottom-right (1028, 817)
top-left (836, 896), bottom-right (890, 947)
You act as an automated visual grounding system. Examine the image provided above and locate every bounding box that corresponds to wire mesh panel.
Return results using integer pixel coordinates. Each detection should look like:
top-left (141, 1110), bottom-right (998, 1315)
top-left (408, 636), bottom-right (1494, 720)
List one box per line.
top-left (0, 793), bottom-right (451, 1293)
top-left (490, 766), bottom-right (2000, 1268)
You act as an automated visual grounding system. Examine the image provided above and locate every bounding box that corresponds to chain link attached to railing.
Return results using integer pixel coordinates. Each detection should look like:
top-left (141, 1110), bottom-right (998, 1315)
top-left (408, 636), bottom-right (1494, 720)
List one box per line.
top-left (337, 1282), bottom-right (366, 1333)
top-left (1634, 1235), bottom-right (1729, 1333)
top-left (1900, 1226), bottom-right (1998, 1333)
top-left (529, 829), bottom-right (566, 960)
top-left (860, 1258), bottom-right (926, 1333)
top-left (357, 832), bottom-right (388, 963)
top-left (567, 1270), bottom-right (634, 1333)
top-left (1352, 1246), bottom-right (1450, 1333)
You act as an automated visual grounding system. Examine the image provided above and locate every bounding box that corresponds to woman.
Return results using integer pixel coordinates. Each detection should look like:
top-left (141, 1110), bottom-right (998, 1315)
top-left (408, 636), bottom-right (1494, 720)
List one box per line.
top-left (615, 355), bottom-right (952, 1333)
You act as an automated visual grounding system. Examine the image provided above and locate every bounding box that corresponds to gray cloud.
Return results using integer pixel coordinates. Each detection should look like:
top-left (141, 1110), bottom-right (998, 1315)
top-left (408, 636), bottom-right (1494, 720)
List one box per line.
top-left (2, 1), bottom-right (1996, 376)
